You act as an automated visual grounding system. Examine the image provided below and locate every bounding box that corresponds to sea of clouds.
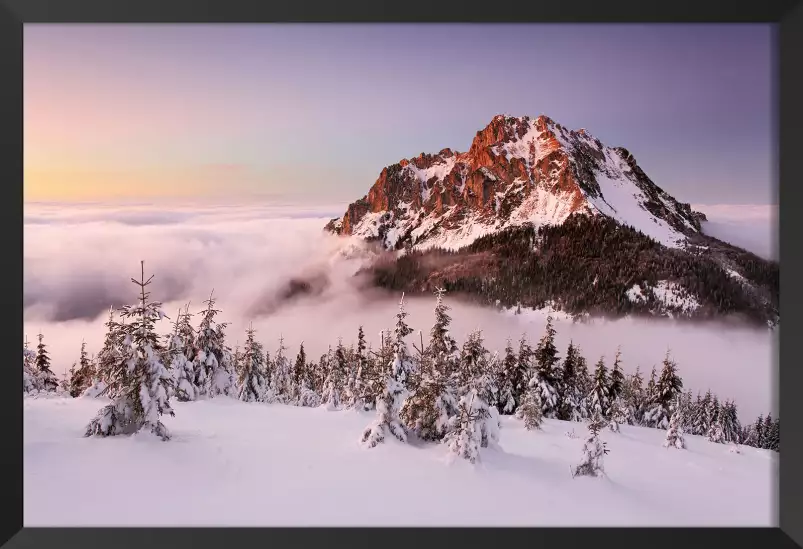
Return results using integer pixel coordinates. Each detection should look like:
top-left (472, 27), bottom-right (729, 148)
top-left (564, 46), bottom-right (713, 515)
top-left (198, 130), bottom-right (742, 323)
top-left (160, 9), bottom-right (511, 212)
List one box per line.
top-left (23, 200), bottom-right (778, 420)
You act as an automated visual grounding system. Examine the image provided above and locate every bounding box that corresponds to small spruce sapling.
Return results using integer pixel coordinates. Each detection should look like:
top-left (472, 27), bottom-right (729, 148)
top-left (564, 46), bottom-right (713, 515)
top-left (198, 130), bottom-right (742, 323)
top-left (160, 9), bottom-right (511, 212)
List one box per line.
top-left (572, 411), bottom-right (609, 478)
top-left (663, 402), bottom-right (686, 449)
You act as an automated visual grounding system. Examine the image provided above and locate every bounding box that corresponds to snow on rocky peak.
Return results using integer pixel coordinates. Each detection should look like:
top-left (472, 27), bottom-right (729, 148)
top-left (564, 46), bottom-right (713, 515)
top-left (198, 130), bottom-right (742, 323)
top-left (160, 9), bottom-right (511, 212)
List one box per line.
top-left (325, 114), bottom-right (704, 252)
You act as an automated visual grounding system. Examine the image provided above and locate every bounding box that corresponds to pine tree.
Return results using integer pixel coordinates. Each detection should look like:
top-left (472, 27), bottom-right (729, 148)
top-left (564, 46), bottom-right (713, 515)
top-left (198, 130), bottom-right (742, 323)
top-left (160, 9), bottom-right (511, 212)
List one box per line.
top-left (588, 356), bottom-right (610, 418)
top-left (572, 411), bottom-right (609, 478)
top-left (608, 347), bottom-right (626, 404)
top-left (168, 307), bottom-right (198, 402)
top-left (747, 414), bottom-right (765, 448)
top-left (646, 366), bottom-right (658, 404)
top-left (626, 366), bottom-right (646, 425)
top-left (271, 337), bottom-right (293, 402)
top-left (663, 403), bottom-right (686, 449)
top-left (361, 299), bottom-right (413, 448)
top-left (531, 316), bottom-right (560, 418)
top-left (558, 341), bottom-right (585, 421)
top-left (68, 341), bottom-right (95, 397)
top-left (720, 400), bottom-right (740, 443)
top-left (322, 338), bottom-right (348, 410)
top-left (444, 393), bottom-right (488, 464)
top-left (85, 262), bottom-right (175, 441)
top-left (706, 396), bottom-right (725, 443)
top-left (392, 293), bottom-right (416, 391)
top-left (194, 291), bottom-right (234, 398)
top-left (455, 330), bottom-right (483, 392)
top-left (400, 290), bottom-right (459, 441)
top-left (34, 332), bottom-right (59, 392)
top-left (643, 352), bottom-right (684, 430)
top-left (496, 339), bottom-right (517, 415)
top-left (23, 337), bottom-right (38, 393)
top-left (769, 417), bottom-right (780, 452)
top-left (517, 386), bottom-right (543, 430)
top-left (655, 351), bottom-right (684, 408)
top-left (351, 327), bottom-right (372, 410)
top-left (427, 288), bottom-right (459, 379)
top-left (513, 334), bottom-right (534, 410)
top-left (689, 392), bottom-right (705, 436)
top-left (574, 351), bottom-right (592, 419)
top-left (762, 414), bottom-right (778, 450)
top-left (85, 308), bottom-right (125, 398)
top-left (608, 396), bottom-right (632, 433)
top-left (237, 324), bottom-right (270, 403)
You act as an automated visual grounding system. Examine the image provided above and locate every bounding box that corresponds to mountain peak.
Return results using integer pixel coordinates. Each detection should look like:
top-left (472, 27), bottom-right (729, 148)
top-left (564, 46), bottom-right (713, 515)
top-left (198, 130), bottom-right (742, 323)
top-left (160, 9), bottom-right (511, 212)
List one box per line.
top-left (326, 114), bottom-right (703, 252)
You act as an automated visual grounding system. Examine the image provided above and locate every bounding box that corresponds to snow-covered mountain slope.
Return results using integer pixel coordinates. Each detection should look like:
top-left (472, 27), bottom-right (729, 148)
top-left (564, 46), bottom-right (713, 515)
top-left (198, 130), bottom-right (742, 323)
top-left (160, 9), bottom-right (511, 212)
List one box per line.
top-left (326, 114), bottom-right (704, 252)
top-left (323, 115), bottom-right (777, 326)
top-left (24, 395), bottom-right (775, 526)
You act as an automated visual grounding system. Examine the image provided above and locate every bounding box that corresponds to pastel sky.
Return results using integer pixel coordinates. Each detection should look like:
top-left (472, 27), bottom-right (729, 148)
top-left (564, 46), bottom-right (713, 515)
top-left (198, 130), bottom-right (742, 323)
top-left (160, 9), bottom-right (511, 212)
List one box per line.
top-left (24, 24), bottom-right (775, 205)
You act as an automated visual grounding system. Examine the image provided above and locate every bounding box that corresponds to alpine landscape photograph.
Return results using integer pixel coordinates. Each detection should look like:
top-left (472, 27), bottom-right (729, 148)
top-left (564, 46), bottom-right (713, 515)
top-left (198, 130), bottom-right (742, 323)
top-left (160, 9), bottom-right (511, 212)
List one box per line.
top-left (22, 23), bottom-right (780, 527)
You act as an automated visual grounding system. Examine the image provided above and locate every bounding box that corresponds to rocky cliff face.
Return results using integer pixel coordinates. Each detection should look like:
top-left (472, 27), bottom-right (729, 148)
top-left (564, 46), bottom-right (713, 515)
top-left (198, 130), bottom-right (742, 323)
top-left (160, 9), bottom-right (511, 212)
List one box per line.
top-left (326, 114), bottom-right (703, 252)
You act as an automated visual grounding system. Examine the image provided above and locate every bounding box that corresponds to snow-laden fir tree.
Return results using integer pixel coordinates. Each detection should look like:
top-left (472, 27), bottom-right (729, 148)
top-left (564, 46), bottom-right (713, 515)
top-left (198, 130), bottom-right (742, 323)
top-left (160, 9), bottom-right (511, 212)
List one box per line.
top-left (513, 334), bottom-right (534, 410)
top-left (270, 337), bottom-right (293, 403)
top-left (68, 341), bottom-right (95, 397)
top-left (587, 356), bottom-right (610, 419)
top-left (663, 402), bottom-right (686, 449)
top-left (400, 289), bottom-right (459, 441)
top-left (35, 332), bottom-right (59, 392)
top-left (237, 324), bottom-right (270, 403)
top-left (85, 262), bottom-right (175, 441)
top-left (59, 368), bottom-right (72, 395)
top-left (361, 300), bottom-right (413, 448)
top-left (558, 341), bottom-right (585, 422)
top-left (693, 390), bottom-right (714, 436)
top-left (427, 288), bottom-right (460, 378)
top-left (351, 327), bottom-right (372, 410)
top-left (641, 366), bottom-right (658, 425)
top-left (167, 307), bottom-right (198, 402)
top-left (643, 351), bottom-right (683, 430)
top-left (194, 291), bottom-right (234, 398)
top-left (704, 395), bottom-right (727, 443)
top-left (359, 330), bottom-right (392, 412)
top-left (463, 337), bottom-right (500, 449)
top-left (607, 396), bottom-right (632, 433)
top-left (517, 386), bottom-right (543, 431)
top-left (572, 410), bottom-right (609, 478)
top-left (688, 392), bottom-right (705, 436)
top-left (530, 316), bottom-right (561, 418)
top-left (678, 391), bottom-right (695, 434)
top-left (444, 392), bottom-right (488, 464)
top-left (574, 352), bottom-right (592, 420)
top-left (23, 338), bottom-right (38, 393)
top-left (291, 342), bottom-right (306, 396)
top-left (292, 342), bottom-right (320, 407)
top-left (719, 400), bottom-right (741, 444)
top-left (766, 416), bottom-right (780, 452)
top-left (322, 339), bottom-right (348, 410)
top-left (82, 308), bottom-right (123, 398)
top-left (496, 339), bottom-right (517, 415)
top-left (392, 293), bottom-right (417, 391)
top-left (625, 366), bottom-right (646, 425)
top-left (746, 414), bottom-right (764, 448)
top-left (608, 347), bottom-right (626, 404)
top-left (458, 330), bottom-right (489, 395)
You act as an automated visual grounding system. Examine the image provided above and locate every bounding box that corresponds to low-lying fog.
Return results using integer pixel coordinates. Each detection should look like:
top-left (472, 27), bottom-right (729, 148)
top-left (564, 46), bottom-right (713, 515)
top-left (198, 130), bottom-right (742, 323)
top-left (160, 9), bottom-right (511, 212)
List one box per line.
top-left (24, 201), bottom-right (778, 420)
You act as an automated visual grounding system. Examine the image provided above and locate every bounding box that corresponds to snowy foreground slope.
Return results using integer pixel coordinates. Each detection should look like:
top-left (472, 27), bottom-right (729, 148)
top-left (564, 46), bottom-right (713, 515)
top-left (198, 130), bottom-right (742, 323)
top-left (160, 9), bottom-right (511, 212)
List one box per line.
top-left (24, 396), bottom-right (776, 527)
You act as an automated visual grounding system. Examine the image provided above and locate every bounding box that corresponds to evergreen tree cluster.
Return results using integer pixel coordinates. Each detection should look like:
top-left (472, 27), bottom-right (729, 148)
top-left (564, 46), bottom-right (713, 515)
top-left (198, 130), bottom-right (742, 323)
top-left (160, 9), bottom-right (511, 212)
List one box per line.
top-left (23, 264), bottom-right (778, 455)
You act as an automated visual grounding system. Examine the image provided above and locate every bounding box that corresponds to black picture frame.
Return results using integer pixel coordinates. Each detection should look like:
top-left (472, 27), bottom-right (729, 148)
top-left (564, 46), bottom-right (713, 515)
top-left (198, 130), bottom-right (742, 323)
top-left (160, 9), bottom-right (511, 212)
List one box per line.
top-left (3, 1), bottom-right (800, 547)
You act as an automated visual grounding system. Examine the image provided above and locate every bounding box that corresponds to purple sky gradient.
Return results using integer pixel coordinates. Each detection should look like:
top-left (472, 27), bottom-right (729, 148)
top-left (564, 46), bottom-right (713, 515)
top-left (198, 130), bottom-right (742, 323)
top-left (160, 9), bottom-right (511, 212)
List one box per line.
top-left (24, 24), bottom-right (775, 205)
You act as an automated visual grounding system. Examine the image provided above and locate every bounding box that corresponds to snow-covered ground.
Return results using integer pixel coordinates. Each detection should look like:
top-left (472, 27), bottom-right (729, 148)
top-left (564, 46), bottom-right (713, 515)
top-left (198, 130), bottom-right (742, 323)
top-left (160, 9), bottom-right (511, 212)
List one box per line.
top-left (24, 395), bottom-right (777, 527)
